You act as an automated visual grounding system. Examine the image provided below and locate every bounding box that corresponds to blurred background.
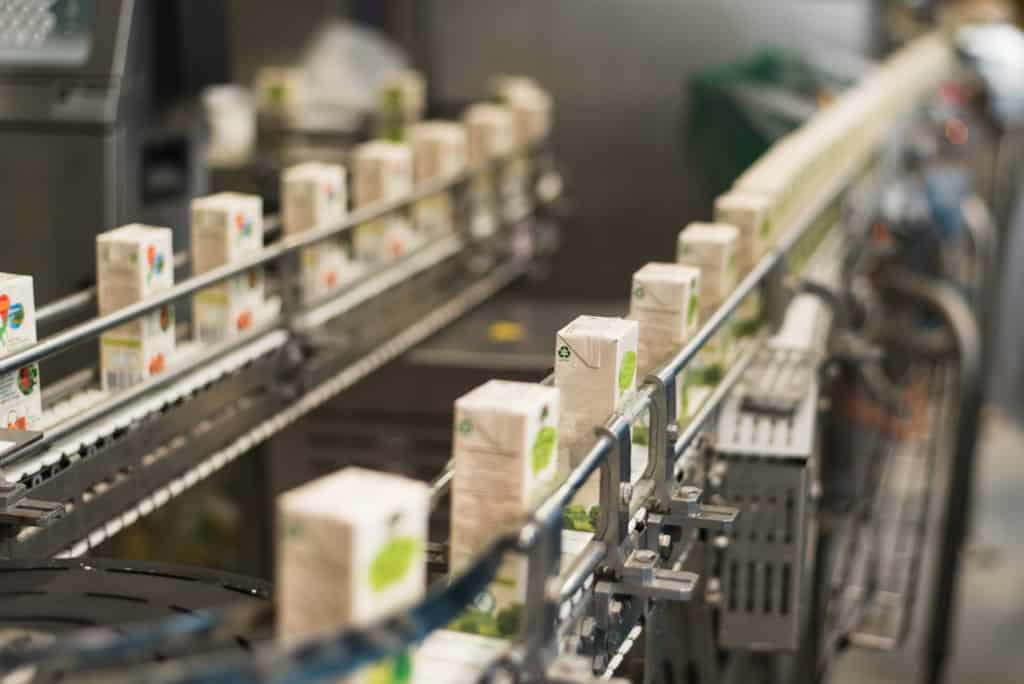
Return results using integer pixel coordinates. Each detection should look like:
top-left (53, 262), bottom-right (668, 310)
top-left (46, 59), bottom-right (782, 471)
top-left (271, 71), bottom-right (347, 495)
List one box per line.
top-left (2, 1), bottom-right (1024, 681)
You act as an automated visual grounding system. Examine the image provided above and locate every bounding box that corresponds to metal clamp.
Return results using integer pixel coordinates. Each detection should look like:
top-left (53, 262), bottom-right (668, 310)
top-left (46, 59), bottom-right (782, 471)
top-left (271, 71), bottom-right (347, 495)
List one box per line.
top-left (596, 549), bottom-right (699, 603)
top-left (656, 485), bottom-right (739, 534)
top-left (0, 480), bottom-right (64, 527)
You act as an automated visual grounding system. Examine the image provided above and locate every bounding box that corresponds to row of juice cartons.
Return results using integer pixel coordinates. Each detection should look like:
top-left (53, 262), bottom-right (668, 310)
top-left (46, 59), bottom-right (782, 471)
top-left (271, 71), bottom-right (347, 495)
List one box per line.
top-left (272, 215), bottom-right (770, 684)
top-left (721, 33), bottom-right (954, 246)
top-left (269, 38), bottom-right (958, 679)
top-left (0, 78), bottom-right (555, 432)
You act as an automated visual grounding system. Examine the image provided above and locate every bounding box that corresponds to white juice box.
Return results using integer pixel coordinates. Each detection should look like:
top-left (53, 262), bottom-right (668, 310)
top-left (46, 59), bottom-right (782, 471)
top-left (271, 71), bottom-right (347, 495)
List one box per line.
top-left (494, 79), bottom-right (553, 218)
top-left (412, 630), bottom-right (507, 683)
top-left (555, 316), bottom-right (638, 528)
top-left (190, 192), bottom-right (265, 344)
top-left (450, 380), bottom-right (560, 639)
top-left (96, 225), bottom-right (176, 391)
top-left (713, 193), bottom-right (771, 337)
top-left (377, 68), bottom-right (426, 139)
top-left (629, 263), bottom-right (700, 425)
top-left (281, 162), bottom-right (351, 302)
top-left (714, 192), bottom-right (773, 270)
top-left (677, 223), bottom-right (740, 390)
top-left (277, 467), bottom-right (429, 684)
top-left (464, 103), bottom-right (517, 238)
top-left (0, 273), bottom-right (41, 431)
top-left (351, 140), bottom-right (418, 263)
top-left (677, 222), bottom-right (739, 311)
top-left (409, 121), bottom-right (468, 238)
top-left (494, 76), bottom-right (554, 145)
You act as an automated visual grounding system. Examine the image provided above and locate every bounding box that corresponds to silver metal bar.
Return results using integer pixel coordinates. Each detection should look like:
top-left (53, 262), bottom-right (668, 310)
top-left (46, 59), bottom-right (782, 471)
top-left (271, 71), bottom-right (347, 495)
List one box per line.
top-left (429, 461), bottom-right (453, 510)
top-left (558, 541), bottom-right (608, 604)
top-left (37, 251), bottom-right (192, 327)
top-left (36, 289), bottom-right (98, 326)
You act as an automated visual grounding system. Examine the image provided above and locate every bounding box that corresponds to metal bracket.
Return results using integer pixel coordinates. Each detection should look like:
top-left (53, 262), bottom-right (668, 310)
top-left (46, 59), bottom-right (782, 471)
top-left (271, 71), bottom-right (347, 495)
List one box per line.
top-left (659, 485), bottom-right (739, 534)
top-left (595, 549), bottom-right (699, 603)
top-left (0, 429), bottom-right (62, 528)
top-left (0, 480), bottom-right (64, 527)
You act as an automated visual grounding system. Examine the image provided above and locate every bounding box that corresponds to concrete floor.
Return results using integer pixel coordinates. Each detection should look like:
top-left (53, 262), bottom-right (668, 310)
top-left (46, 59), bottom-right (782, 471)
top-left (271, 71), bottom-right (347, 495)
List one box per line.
top-left (833, 408), bottom-right (1024, 683)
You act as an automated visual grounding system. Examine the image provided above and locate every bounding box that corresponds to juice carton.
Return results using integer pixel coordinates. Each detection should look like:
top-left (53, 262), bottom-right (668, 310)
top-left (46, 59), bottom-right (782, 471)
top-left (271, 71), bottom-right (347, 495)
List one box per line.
top-left (277, 467), bottom-right (429, 683)
top-left (281, 162), bottom-right (351, 302)
top-left (351, 140), bottom-right (418, 263)
top-left (190, 192), bottom-right (265, 343)
top-left (628, 263), bottom-right (701, 423)
top-left (449, 380), bottom-right (560, 639)
top-left (0, 273), bottom-right (40, 430)
top-left (555, 316), bottom-right (638, 527)
top-left (409, 121), bottom-right (468, 238)
top-left (96, 225), bottom-right (176, 391)
top-left (464, 103), bottom-right (517, 238)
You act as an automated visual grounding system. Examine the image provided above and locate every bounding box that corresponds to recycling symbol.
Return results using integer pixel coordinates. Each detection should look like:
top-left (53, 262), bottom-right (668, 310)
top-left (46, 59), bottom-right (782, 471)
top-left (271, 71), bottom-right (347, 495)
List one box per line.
top-left (458, 420), bottom-right (472, 435)
top-left (633, 286), bottom-right (645, 299)
top-left (557, 345), bottom-right (571, 360)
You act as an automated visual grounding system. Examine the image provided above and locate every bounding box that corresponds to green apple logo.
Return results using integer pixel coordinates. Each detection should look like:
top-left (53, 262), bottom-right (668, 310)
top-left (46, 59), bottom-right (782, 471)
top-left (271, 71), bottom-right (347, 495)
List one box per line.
top-left (365, 651), bottom-right (413, 684)
top-left (369, 535), bottom-right (420, 593)
top-left (531, 426), bottom-right (557, 475)
top-left (618, 351), bottom-right (637, 394)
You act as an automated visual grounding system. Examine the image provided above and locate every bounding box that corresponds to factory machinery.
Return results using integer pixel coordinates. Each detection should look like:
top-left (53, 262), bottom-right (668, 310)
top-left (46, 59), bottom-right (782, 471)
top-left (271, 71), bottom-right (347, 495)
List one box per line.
top-left (0, 29), bottom-right (1008, 684)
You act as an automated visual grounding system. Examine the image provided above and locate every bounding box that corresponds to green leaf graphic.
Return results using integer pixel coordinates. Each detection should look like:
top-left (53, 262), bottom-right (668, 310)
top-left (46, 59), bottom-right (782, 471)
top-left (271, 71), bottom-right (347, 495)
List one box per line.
top-left (369, 536), bottom-right (419, 593)
top-left (366, 651), bottom-right (413, 684)
top-left (531, 426), bottom-right (557, 475)
top-left (618, 350), bottom-right (637, 394)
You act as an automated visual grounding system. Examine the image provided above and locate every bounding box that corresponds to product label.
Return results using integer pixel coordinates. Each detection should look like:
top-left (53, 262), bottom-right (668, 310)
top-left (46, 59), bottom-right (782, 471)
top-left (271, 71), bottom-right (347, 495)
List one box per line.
top-left (0, 364), bottom-right (41, 430)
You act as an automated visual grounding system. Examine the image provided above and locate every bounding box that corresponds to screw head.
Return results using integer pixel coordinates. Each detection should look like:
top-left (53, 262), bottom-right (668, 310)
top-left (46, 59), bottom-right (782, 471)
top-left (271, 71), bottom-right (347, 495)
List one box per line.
top-left (634, 549), bottom-right (657, 565)
top-left (679, 485), bottom-right (700, 500)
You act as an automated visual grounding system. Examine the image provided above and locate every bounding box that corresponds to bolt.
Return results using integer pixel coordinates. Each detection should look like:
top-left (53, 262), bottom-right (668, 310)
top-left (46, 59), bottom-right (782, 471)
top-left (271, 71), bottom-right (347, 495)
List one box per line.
top-left (678, 485), bottom-right (700, 500)
top-left (619, 483), bottom-right (633, 506)
top-left (634, 549), bottom-right (657, 565)
top-left (713, 534), bottom-right (730, 550)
